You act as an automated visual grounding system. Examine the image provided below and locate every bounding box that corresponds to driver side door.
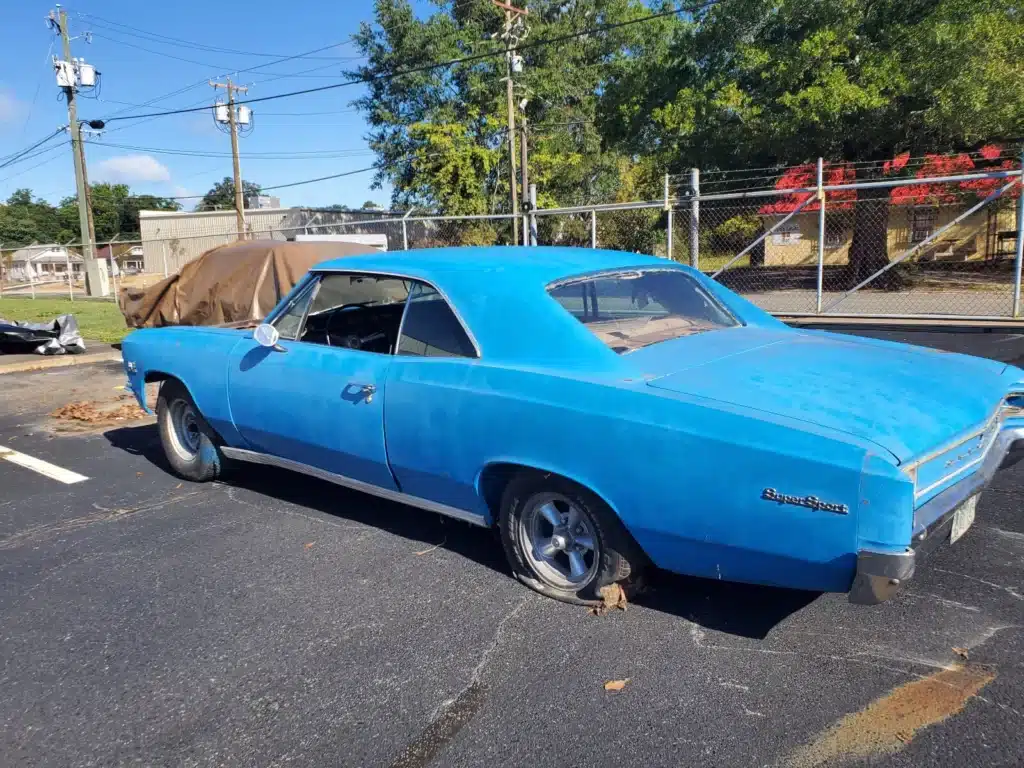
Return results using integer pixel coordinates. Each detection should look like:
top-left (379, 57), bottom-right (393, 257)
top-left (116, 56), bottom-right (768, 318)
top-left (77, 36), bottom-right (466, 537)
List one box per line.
top-left (226, 271), bottom-right (410, 490)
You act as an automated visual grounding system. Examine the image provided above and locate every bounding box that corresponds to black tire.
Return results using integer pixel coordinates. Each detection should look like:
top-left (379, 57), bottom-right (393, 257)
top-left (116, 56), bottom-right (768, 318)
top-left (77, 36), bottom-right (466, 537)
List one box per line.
top-left (156, 379), bottom-right (222, 482)
top-left (499, 471), bottom-right (642, 605)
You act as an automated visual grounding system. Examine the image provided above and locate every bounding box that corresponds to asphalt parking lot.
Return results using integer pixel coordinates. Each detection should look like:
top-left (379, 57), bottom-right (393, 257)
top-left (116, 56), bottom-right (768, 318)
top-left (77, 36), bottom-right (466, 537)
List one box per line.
top-left (2, 329), bottom-right (1023, 767)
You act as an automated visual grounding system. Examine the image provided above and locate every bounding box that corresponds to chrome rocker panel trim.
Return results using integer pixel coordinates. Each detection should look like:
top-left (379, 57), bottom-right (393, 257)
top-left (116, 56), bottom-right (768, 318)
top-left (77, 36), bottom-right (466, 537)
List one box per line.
top-left (221, 447), bottom-right (489, 527)
top-left (849, 426), bottom-right (1024, 605)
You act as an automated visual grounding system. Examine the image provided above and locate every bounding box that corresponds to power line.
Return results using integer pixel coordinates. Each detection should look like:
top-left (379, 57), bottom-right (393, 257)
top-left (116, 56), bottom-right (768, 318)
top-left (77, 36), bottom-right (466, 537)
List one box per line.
top-left (96, 4), bottom-right (716, 125)
top-left (88, 31), bottom-right (364, 76)
top-left (86, 139), bottom-right (376, 160)
top-left (0, 129), bottom-right (66, 170)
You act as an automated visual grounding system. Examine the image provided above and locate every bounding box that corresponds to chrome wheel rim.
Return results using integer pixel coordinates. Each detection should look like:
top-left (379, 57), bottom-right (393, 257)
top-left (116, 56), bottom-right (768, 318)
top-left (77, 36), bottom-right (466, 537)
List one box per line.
top-left (520, 492), bottom-right (599, 589)
top-left (167, 399), bottom-right (201, 461)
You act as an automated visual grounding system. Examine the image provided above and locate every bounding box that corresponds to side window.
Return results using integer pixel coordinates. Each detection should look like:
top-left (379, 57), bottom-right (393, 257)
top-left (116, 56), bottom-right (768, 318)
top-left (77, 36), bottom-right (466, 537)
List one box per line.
top-left (397, 283), bottom-right (476, 358)
top-left (272, 278), bottom-right (319, 340)
top-left (299, 273), bottom-right (410, 354)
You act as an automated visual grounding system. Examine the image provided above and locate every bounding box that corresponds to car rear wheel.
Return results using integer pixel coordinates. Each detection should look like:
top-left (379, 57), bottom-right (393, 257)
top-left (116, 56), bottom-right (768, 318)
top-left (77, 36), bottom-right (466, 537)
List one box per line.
top-left (157, 380), bottom-right (222, 482)
top-left (499, 472), bottom-right (641, 605)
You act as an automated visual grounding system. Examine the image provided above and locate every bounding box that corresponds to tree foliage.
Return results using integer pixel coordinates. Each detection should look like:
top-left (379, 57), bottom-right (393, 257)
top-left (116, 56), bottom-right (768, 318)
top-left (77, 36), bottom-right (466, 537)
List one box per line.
top-left (0, 186), bottom-right (179, 248)
top-left (199, 177), bottom-right (263, 211)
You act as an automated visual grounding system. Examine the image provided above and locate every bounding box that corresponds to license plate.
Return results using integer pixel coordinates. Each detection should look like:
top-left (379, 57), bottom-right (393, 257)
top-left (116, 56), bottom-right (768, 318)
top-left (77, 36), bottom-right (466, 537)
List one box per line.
top-left (950, 495), bottom-right (978, 544)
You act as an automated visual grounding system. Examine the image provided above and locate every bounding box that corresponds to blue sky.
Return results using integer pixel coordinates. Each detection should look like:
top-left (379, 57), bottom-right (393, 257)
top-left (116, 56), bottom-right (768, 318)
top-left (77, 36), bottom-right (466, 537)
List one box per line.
top-left (0, 1), bottom-right (439, 209)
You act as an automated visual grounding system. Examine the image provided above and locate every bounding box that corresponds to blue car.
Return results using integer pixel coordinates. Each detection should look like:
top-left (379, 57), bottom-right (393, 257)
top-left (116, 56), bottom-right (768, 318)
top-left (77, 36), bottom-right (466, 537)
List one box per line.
top-left (122, 246), bottom-right (1024, 606)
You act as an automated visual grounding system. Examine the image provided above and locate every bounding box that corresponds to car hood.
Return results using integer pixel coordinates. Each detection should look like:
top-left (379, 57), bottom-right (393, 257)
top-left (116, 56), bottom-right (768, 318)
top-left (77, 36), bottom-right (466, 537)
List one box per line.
top-left (639, 328), bottom-right (1007, 461)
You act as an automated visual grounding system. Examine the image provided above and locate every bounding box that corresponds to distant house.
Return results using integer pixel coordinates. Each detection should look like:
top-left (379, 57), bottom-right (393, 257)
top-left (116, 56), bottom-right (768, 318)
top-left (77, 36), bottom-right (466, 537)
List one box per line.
top-left (96, 243), bottom-right (145, 275)
top-left (757, 146), bottom-right (1020, 266)
top-left (6, 244), bottom-right (83, 282)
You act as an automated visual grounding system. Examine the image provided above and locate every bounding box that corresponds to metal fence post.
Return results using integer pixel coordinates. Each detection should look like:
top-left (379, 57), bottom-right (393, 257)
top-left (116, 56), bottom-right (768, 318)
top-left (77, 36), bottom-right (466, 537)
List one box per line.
top-left (590, 209), bottom-right (597, 248)
top-left (65, 248), bottom-right (74, 301)
top-left (1013, 152), bottom-right (1024, 317)
top-left (664, 173), bottom-right (673, 260)
top-left (529, 184), bottom-right (537, 246)
top-left (689, 168), bottom-right (700, 269)
top-left (816, 158), bottom-right (826, 314)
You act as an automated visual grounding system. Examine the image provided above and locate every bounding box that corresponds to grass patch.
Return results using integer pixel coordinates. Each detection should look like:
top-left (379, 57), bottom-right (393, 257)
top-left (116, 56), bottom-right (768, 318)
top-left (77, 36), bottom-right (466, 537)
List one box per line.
top-left (0, 298), bottom-right (129, 343)
top-left (697, 253), bottom-right (751, 273)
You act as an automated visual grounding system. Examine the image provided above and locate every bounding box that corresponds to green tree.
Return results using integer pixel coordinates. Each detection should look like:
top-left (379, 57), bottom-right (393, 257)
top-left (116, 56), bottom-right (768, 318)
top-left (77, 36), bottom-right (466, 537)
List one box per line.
top-left (600, 0), bottom-right (1024, 282)
top-left (348, 0), bottom-right (664, 228)
top-left (200, 177), bottom-right (262, 211)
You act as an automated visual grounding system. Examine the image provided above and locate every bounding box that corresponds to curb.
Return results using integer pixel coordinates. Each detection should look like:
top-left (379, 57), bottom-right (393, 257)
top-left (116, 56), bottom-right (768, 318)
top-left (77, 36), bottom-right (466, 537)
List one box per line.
top-left (781, 317), bottom-right (1024, 332)
top-left (0, 351), bottom-right (122, 376)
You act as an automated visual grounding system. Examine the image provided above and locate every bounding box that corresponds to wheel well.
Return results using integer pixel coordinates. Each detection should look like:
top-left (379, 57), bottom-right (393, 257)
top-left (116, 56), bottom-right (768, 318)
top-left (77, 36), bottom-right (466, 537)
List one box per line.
top-left (144, 370), bottom-right (175, 384)
top-left (479, 462), bottom-right (599, 523)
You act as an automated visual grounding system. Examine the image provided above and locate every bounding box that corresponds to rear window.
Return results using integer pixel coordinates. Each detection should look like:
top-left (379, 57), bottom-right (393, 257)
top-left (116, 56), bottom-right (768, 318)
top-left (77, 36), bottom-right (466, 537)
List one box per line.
top-left (547, 268), bottom-right (738, 353)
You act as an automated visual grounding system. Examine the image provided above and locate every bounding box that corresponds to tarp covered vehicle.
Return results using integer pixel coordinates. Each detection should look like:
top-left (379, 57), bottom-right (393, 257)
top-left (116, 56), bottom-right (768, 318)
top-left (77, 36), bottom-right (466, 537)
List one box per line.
top-left (119, 239), bottom-right (377, 329)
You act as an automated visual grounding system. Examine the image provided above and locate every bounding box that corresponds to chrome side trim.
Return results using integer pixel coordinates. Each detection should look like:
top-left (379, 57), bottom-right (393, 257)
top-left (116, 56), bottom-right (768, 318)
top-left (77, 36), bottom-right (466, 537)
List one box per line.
top-left (221, 447), bottom-right (489, 527)
top-left (903, 405), bottom-right (1001, 472)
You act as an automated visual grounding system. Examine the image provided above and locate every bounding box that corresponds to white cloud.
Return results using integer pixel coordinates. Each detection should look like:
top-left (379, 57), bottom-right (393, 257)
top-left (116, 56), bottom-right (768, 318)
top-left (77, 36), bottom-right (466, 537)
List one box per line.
top-left (93, 154), bottom-right (171, 183)
top-left (0, 90), bottom-right (25, 124)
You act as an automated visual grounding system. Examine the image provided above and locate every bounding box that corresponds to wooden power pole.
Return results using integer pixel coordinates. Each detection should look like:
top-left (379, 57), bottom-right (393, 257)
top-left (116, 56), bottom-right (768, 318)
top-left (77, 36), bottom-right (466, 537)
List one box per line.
top-left (210, 79), bottom-right (249, 237)
top-left (494, 0), bottom-right (528, 246)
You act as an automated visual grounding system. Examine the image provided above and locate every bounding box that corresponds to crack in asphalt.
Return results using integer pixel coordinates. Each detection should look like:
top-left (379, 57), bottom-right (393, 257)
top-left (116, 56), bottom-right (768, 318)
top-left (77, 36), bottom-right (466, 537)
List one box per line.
top-left (0, 488), bottom-right (212, 550)
top-left (387, 595), bottom-right (533, 768)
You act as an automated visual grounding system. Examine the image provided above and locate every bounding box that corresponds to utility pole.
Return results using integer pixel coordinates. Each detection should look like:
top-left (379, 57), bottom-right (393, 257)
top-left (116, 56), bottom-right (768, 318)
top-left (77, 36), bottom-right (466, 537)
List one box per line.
top-left (211, 79), bottom-right (250, 238)
top-left (52, 7), bottom-right (102, 295)
top-left (494, 1), bottom-right (527, 246)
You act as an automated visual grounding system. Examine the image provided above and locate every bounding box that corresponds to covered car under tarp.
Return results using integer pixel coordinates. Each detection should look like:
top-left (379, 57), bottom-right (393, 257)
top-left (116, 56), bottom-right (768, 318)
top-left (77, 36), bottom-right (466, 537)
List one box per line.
top-left (0, 314), bottom-right (86, 355)
top-left (118, 239), bottom-right (378, 329)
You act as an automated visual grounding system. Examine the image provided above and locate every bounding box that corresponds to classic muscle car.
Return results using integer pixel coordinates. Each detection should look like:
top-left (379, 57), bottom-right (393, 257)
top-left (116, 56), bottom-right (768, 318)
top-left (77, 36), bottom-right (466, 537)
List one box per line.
top-left (122, 246), bottom-right (1024, 606)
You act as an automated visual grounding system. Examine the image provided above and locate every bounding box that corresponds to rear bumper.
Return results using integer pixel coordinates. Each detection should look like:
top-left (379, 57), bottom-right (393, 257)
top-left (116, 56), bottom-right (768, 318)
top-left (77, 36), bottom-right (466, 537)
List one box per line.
top-left (848, 425), bottom-right (1024, 605)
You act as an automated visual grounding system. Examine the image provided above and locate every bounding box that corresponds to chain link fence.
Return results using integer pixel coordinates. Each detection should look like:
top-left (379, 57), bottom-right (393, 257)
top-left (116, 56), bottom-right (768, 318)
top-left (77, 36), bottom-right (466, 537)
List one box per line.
top-left (2, 165), bottom-right (1021, 321)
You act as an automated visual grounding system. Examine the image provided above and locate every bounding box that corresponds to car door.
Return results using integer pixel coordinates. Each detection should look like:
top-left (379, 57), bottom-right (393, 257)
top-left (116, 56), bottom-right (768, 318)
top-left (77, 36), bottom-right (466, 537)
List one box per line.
top-left (227, 271), bottom-right (412, 490)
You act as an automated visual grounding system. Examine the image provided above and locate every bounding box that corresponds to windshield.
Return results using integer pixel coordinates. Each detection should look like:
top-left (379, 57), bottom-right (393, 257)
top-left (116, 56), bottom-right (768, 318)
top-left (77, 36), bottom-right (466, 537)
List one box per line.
top-left (547, 268), bottom-right (738, 353)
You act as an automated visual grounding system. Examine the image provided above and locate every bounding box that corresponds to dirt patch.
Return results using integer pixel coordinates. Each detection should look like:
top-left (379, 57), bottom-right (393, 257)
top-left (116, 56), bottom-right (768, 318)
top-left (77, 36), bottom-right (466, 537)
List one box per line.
top-left (49, 399), bottom-right (152, 432)
top-left (787, 664), bottom-right (995, 768)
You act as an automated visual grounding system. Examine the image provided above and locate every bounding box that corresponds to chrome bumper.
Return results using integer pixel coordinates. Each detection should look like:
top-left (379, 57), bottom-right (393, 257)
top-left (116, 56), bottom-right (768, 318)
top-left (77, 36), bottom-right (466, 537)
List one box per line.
top-left (849, 426), bottom-right (1024, 605)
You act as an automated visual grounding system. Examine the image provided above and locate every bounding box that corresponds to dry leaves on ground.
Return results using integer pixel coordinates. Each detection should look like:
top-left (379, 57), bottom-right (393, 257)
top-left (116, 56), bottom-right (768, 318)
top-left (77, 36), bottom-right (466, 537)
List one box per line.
top-left (304, 541), bottom-right (316, 550)
top-left (50, 400), bottom-right (148, 430)
top-left (589, 583), bottom-right (628, 616)
top-left (604, 679), bottom-right (630, 692)
top-left (952, 647), bottom-right (969, 660)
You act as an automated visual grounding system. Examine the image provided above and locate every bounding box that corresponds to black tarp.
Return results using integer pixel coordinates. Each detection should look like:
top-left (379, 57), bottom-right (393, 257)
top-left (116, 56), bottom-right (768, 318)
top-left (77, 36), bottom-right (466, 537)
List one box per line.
top-left (0, 314), bottom-right (86, 355)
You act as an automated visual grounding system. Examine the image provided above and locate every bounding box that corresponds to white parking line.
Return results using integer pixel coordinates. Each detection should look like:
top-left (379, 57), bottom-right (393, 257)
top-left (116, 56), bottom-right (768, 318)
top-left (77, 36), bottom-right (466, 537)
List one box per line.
top-left (0, 446), bottom-right (88, 485)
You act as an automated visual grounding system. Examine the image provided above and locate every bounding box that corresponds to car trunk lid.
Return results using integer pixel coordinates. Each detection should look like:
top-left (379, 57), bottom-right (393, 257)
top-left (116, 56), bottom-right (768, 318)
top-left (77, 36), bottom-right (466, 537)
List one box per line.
top-left (638, 328), bottom-right (1006, 462)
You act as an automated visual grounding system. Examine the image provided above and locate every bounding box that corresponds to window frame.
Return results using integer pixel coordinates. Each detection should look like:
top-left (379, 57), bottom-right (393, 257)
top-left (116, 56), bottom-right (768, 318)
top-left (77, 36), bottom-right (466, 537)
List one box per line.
top-left (267, 269), bottom-right (481, 359)
top-left (910, 206), bottom-right (938, 243)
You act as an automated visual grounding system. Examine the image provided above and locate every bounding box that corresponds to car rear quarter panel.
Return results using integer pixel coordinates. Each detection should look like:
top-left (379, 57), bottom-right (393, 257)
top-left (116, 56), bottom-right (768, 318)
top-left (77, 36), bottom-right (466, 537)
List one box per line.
top-left (383, 360), bottom-right (891, 592)
top-left (122, 327), bottom-right (246, 446)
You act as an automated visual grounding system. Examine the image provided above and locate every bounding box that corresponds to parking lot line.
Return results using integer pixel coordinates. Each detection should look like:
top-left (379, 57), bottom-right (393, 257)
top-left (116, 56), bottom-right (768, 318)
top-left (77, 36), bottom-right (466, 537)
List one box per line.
top-left (0, 446), bottom-right (88, 484)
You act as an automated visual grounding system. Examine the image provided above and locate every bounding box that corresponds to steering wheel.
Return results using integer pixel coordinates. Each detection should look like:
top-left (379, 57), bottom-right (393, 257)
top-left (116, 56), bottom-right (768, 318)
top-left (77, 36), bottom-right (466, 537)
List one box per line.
top-left (323, 303), bottom-right (379, 349)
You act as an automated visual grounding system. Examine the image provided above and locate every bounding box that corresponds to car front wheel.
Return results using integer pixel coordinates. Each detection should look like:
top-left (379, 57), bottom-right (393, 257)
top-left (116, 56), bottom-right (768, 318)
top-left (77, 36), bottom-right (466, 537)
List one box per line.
top-left (157, 379), bottom-right (222, 482)
top-left (499, 472), bottom-right (641, 605)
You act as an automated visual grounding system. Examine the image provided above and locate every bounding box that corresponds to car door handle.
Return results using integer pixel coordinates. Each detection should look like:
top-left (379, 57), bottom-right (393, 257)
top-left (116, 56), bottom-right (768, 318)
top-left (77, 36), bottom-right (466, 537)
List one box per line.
top-left (359, 384), bottom-right (376, 403)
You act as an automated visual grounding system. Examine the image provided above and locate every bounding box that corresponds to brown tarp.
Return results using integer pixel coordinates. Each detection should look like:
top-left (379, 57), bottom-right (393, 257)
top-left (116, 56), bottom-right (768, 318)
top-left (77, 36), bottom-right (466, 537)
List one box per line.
top-left (119, 240), bottom-right (376, 328)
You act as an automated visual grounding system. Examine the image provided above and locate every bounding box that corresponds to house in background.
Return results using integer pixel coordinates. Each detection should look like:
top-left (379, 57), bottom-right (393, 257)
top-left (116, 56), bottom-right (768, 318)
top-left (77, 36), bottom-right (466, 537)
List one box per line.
top-left (96, 243), bottom-right (145, 275)
top-left (756, 147), bottom-right (1020, 267)
top-left (6, 244), bottom-right (83, 282)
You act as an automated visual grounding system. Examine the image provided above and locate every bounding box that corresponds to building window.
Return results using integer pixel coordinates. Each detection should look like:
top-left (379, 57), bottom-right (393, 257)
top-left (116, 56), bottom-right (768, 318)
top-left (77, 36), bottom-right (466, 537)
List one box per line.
top-left (824, 216), bottom-right (845, 249)
top-left (771, 217), bottom-right (801, 245)
top-left (910, 207), bottom-right (937, 243)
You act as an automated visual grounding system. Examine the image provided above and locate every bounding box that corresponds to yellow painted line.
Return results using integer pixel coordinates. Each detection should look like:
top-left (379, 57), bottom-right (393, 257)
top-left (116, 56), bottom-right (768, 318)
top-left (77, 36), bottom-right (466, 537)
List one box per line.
top-left (0, 446), bottom-right (89, 484)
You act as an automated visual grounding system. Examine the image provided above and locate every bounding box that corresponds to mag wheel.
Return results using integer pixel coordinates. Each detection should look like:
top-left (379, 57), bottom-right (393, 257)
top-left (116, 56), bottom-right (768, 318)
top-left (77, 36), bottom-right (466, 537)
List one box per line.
top-left (157, 380), bottom-right (222, 482)
top-left (499, 472), bottom-right (641, 605)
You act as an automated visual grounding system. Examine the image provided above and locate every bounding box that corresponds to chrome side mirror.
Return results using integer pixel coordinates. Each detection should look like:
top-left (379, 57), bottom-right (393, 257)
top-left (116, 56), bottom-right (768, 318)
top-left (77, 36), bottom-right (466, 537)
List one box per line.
top-left (254, 323), bottom-right (282, 350)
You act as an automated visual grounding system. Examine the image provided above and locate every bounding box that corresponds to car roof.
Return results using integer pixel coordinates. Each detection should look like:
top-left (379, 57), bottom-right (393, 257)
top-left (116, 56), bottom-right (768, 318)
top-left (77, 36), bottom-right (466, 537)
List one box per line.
top-left (312, 246), bottom-right (685, 367)
top-left (313, 245), bottom-right (668, 285)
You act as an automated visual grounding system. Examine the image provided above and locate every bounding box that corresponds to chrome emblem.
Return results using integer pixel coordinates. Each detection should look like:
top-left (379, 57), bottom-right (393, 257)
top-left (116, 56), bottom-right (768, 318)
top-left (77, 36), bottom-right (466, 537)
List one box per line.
top-left (761, 488), bottom-right (849, 515)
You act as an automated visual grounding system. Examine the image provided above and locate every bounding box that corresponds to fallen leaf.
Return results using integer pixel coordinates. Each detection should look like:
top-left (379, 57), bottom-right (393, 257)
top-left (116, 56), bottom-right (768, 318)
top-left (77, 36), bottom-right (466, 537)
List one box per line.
top-left (604, 679), bottom-right (630, 692)
top-left (136, 472), bottom-right (143, 477)
top-left (589, 583), bottom-right (629, 616)
top-left (304, 541), bottom-right (316, 550)
top-left (953, 647), bottom-right (969, 660)
top-left (175, 483), bottom-right (183, 489)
